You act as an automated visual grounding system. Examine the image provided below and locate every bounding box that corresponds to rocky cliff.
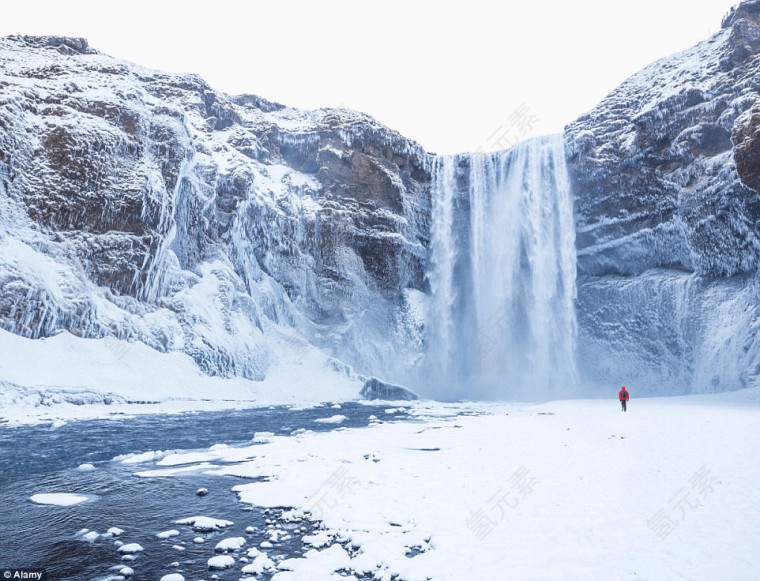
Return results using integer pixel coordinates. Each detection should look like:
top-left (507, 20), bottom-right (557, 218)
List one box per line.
top-left (566, 0), bottom-right (760, 393)
top-left (0, 35), bottom-right (430, 387)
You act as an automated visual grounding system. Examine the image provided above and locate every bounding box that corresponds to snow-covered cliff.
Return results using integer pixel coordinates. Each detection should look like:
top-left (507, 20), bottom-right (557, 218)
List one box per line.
top-left (0, 35), bottom-right (430, 402)
top-left (566, 0), bottom-right (760, 394)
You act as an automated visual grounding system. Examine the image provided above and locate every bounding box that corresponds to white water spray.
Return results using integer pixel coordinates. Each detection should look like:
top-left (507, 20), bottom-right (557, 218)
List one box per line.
top-left (425, 135), bottom-right (578, 400)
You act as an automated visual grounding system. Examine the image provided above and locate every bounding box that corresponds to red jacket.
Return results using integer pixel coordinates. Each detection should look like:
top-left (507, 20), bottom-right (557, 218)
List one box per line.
top-left (619, 388), bottom-right (629, 401)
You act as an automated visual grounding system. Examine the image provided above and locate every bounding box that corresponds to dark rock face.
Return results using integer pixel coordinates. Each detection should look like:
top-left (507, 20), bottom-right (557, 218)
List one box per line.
top-left (566, 14), bottom-right (760, 278)
top-left (0, 35), bottom-right (430, 382)
top-left (733, 103), bottom-right (760, 193)
top-left (566, 1), bottom-right (760, 393)
top-left (360, 377), bottom-right (419, 401)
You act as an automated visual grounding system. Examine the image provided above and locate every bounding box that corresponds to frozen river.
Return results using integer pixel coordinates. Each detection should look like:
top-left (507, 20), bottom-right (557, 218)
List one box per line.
top-left (0, 402), bottom-right (410, 580)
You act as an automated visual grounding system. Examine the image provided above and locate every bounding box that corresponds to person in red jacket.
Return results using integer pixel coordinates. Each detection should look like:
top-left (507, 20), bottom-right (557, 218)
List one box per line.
top-left (619, 386), bottom-right (630, 412)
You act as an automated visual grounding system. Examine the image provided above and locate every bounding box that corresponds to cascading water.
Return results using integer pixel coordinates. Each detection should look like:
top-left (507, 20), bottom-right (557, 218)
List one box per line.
top-left (424, 134), bottom-right (578, 400)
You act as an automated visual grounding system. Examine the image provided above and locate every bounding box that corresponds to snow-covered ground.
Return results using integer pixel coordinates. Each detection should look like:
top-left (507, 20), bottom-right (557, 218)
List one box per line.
top-left (0, 328), bottom-right (363, 425)
top-left (130, 390), bottom-right (760, 581)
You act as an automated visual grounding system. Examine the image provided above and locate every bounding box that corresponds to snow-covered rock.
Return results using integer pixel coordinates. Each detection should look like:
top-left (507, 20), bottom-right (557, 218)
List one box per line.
top-left (360, 377), bottom-right (419, 401)
top-left (207, 554), bottom-right (235, 570)
top-left (175, 515), bottom-right (233, 532)
top-left (565, 1), bottom-right (760, 394)
top-left (313, 414), bottom-right (347, 424)
top-left (117, 543), bottom-right (144, 554)
top-left (214, 536), bottom-right (246, 552)
top-left (241, 552), bottom-right (276, 575)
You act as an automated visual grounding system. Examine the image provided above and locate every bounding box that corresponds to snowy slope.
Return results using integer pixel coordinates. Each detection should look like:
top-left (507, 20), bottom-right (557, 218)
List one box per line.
top-left (0, 328), bottom-right (363, 425)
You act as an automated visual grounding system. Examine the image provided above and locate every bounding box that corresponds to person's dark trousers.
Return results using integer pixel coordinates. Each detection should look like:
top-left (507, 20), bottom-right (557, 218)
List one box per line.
top-left (621, 400), bottom-right (627, 412)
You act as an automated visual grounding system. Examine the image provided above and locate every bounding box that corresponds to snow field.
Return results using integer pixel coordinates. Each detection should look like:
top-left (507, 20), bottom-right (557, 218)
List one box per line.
top-left (0, 327), bottom-right (363, 426)
top-left (131, 391), bottom-right (760, 580)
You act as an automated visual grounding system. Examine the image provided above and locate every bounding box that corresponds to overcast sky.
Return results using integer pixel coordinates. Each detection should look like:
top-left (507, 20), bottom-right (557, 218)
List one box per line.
top-left (2, 1), bottom-right (738, 153)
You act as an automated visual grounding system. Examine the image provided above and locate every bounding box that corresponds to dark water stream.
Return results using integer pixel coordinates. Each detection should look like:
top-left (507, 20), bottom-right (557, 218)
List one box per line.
top-left (0, 402), bottom-right (410, 580)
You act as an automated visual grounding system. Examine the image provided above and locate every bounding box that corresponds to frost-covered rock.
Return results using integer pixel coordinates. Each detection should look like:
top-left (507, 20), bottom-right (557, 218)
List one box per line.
top-left (360, 377), bottom-right (419, 401)
top-left (0, 34), bottom-right (430, 394)
top-left (565, 1), bottom-right (760, 394)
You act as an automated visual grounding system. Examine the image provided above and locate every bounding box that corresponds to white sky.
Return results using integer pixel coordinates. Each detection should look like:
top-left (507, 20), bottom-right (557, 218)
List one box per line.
top-left (2, 1), bottom-right (738, 154)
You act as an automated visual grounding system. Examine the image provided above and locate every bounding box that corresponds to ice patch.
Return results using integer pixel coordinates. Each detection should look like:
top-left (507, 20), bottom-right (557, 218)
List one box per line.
top-left (30, 493), bottom-right (90, 506)
top-left (314, 414), bottom-right (347, 424)
top-left (114, 450), bottom-right (168, 464)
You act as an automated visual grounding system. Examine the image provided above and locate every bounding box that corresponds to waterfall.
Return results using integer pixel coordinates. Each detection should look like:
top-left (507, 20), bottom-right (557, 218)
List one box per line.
top-left (424, 134), bottom-right (578, 400)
